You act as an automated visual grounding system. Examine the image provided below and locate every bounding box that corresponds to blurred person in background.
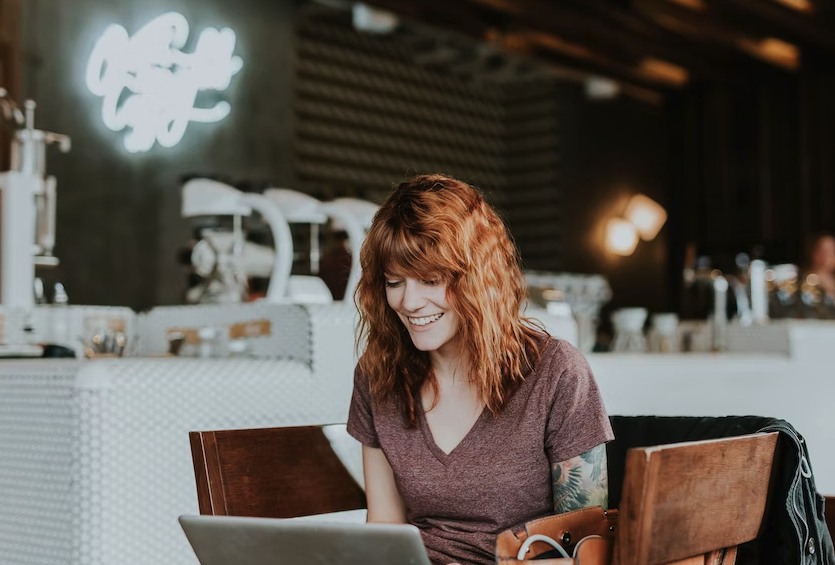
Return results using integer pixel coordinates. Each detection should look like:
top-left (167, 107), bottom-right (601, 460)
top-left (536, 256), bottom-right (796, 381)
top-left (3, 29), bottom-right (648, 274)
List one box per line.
top-left (807, 233), bottom-right (835, 299)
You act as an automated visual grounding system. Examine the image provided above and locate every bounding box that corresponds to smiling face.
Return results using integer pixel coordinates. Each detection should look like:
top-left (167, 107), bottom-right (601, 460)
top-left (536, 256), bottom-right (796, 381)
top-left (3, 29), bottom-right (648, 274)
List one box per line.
top-left (384, 273), bottom-right (461, 360)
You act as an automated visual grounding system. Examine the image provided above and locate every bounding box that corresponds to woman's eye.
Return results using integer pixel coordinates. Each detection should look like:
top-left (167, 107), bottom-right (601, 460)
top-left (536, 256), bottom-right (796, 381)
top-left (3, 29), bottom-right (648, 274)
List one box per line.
top-left (385, 280), bottom-right (402, 288)
top-left (422, 279), bottom-right (438, 286)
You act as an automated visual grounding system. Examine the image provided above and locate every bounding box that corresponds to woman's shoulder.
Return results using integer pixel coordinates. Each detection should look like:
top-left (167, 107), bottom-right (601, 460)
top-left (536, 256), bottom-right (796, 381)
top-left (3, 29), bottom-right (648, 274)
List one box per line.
top-left (529, 336), bottom-right (598, 397)
top-left (534, 334), bottom-right (586, 370)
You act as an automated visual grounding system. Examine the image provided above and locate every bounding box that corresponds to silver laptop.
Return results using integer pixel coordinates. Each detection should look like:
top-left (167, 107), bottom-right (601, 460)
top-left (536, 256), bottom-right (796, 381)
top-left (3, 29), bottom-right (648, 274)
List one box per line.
top-left (179, 515), bottom-right (432, 565)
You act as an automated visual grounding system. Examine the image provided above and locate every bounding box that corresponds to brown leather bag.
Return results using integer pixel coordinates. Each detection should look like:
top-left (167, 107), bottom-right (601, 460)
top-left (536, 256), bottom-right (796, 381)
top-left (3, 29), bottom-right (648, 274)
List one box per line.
top-left (495, 506), bottom-right (618, 565)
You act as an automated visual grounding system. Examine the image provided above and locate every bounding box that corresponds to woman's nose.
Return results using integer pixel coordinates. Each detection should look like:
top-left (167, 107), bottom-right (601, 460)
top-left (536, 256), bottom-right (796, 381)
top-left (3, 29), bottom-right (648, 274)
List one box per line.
top-left (401, 279), bottom-right (426, 311)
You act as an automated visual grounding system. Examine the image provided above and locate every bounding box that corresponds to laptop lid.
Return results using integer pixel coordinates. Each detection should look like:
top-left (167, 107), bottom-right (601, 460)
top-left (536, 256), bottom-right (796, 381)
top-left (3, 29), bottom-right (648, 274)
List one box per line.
top-left (179, 515), bottom-right (432, 565)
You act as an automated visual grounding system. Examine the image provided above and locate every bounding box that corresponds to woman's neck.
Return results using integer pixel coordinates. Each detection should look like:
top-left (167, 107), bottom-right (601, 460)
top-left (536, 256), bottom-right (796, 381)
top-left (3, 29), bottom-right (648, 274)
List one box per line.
top-left (425, 351), bottom-right (480, 411)
top-left (428, 336), bottom-right (465, 383)
top-left (430, 351), bottom-right (463, 385)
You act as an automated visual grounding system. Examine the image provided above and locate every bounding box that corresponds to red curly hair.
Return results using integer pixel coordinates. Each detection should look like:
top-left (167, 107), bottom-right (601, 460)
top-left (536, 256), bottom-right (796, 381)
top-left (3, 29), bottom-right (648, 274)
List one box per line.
top-left (355, 174), bottom-right (546, 427)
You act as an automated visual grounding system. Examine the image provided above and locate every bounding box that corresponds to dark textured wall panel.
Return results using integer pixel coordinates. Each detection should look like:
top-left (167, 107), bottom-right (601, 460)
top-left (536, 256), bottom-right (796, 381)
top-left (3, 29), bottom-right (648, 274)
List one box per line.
top-left (503, 83), bottom-right (561, 269)
top-left (294, 8), bottom-right (562, 269)
top-left (294, 12), bottom-right (507, 205)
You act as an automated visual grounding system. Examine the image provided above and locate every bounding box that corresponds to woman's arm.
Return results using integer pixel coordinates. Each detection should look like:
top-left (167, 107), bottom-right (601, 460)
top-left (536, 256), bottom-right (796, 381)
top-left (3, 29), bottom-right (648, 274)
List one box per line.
top-left (551, 443), bottom-right (609, 514)
top-left (362, 445), bottom-right (407, 523)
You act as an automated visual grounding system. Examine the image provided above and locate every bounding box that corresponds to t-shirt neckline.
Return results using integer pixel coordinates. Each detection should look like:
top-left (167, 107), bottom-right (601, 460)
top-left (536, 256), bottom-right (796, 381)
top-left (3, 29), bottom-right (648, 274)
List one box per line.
top-left (417, 403), bottom-right (490, 466)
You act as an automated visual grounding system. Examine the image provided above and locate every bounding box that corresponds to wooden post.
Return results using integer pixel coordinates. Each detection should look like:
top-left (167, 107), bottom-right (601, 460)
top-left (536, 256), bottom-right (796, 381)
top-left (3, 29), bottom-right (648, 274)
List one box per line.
top-left (0, 0), bottom-right (21, 171)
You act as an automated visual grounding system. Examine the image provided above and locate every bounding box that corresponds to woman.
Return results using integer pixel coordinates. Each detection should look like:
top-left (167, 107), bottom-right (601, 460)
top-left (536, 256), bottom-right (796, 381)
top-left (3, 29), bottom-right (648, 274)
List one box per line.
top-left (347, 174), bottom-right (613, 565)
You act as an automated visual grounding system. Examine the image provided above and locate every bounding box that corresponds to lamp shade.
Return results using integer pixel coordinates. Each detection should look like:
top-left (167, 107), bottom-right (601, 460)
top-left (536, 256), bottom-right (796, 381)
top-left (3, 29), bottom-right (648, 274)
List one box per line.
top-left (605, 218), bottom-right (639, 256)
top-left (624, 194), bottom-right (667, 241)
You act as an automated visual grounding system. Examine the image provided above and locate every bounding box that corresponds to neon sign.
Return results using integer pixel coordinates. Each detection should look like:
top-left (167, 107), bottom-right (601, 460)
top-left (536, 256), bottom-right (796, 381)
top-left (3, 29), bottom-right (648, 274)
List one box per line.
top-left (85, 12), bottom-right (243, 153)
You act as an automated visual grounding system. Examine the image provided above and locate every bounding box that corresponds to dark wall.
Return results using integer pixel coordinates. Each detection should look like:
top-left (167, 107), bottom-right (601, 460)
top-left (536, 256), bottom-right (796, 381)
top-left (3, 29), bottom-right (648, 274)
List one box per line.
top-left (22, 0), bottom-right (297, 309)
top-left (559, 85), bottom-right (669, 324)
top-left (292, 9), bottom-right (564, 270)
top-left (666, 61), bottom-right (835, 311)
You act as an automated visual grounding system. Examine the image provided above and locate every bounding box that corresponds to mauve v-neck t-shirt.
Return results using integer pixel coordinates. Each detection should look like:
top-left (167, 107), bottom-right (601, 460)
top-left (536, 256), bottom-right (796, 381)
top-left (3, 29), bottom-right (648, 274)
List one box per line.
top-left (347, 337), bottom-right (614, 565)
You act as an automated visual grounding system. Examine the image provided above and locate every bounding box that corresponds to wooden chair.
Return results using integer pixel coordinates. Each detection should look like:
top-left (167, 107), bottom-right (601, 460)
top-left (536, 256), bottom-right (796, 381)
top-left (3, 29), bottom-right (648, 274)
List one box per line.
top-left (189, 426), bottom-right (778, 564)
top-left (826, 496), bottom-right (835, 544)
top-left (189, 425), bottom-right (366, 518)
top-left (614, 432), bottom-right (779, 565)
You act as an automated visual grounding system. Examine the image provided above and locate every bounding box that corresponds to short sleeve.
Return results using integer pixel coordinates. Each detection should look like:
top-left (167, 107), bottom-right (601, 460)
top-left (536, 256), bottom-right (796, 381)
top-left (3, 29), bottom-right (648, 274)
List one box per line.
top-left (346, 364), bottom-right (381, 448)
top-left (545, 341), bottom-right (614, 463)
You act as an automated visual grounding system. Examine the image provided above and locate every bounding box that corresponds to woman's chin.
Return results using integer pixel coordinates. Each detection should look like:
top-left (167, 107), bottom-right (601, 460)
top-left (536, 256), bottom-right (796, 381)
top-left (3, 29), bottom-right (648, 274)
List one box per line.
top-left (410, 338), bottom-right (439, 352)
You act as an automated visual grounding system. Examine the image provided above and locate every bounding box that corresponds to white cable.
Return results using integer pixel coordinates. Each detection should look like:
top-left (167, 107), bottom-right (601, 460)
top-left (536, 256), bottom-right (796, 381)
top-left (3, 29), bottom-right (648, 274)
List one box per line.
top-left (516, 534), bottom-right (570, 560)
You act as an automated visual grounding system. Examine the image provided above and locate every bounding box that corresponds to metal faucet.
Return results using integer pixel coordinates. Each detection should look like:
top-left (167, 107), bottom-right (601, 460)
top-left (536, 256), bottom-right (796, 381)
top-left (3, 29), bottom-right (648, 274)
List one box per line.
top-left (713, 275), bottom-right (729, 351)
top-left (8, 99), bottom-right (71, 262)
top-left (749, 259), bottom-right (769, 324)
top-left (710, 262), bottom-right (765, 348)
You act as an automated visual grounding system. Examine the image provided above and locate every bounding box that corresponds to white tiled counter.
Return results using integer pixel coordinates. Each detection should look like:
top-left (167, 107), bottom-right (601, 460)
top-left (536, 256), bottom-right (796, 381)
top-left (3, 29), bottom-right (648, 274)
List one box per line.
top-left (0, 357), bottom-right (351, 565)
top-left (589, 320), bottom-right (835, 495)
top-left (0, 302), bottom-right (362, 565)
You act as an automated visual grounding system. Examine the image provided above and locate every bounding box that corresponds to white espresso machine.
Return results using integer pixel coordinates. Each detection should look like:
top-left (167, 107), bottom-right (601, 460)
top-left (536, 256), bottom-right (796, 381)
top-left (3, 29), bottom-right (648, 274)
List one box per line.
top-left (183, 180), bottom-right (380, 305)
top-left (181, 178), bottom-right (295, 304)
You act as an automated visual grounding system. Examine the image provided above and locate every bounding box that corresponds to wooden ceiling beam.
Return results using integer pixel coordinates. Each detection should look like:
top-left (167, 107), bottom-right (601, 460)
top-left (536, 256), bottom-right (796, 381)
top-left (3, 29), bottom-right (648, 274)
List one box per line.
top-left (633, 0), bottom-right (799, 71)
top-left (0, 0), bottom-right (20, 98)
top-left (559, 0), bottom-right (771, 69)
top-left (459, 0), bottom-right (712, 73)
top-left (772, 0), bottom-right (813, 13)
top-left (500, 29), bottom-right (687, 89)
top-left (497, 31), bottom-right (666, 102)
top-left (359, 0), bottom-right (667, 103)
top-left (700, 0), bottom-right (835, 52)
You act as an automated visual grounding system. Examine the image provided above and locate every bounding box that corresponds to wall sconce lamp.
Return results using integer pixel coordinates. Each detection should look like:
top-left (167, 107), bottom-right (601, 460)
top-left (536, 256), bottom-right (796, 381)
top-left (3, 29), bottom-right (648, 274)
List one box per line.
top-left (605, 218), bottom-right (639, 256)
top-left (605, 194), bottom-right (666, 256)
top-left (624, 194), bottom-right (667, 241)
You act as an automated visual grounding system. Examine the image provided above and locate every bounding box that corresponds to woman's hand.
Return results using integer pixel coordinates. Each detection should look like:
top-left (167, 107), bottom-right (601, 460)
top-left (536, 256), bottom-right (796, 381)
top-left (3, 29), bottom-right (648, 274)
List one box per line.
top-left (363, 445), bottom-right (407, 523)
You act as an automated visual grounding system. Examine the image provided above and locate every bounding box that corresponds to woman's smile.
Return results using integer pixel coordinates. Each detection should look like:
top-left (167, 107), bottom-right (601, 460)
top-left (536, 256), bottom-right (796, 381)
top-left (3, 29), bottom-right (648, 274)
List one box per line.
top-left (407, 313), bottom-right (444, 328)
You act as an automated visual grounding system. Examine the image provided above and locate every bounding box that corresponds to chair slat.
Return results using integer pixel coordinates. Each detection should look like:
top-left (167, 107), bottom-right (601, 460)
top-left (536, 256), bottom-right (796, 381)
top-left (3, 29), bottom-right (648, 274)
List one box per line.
top-left (189, 425), bottom-right (366, 519)
top-left (616, 432), bottom-right (778, 565)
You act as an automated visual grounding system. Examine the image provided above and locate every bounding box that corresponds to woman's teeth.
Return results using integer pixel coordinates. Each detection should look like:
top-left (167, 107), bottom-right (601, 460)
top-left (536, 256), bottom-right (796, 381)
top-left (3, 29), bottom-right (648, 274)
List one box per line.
top-left (409, 313), bottom-right (443, 326)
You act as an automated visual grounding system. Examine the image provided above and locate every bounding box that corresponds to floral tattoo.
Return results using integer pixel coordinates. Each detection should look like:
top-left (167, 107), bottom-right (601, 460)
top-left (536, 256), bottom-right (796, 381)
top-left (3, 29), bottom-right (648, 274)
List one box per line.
top-left (551, 444), bottom-right (609, 513)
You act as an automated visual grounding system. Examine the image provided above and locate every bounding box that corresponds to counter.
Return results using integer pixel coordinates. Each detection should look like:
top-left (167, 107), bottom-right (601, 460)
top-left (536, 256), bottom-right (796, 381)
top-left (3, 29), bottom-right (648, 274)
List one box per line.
top-left (589, 319), bottom-right (835, 494)
top-left (0, 357), bottom-right (351, 565)
top-left (0, 301), bottom-right (360, 565)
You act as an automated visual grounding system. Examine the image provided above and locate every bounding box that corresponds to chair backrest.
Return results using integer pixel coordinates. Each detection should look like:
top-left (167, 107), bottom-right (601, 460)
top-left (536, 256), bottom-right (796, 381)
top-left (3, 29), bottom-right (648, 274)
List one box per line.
top-left (614, 432), bottom-right (779, 565)
top-left (189, 425), bottom-right (366, 518)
